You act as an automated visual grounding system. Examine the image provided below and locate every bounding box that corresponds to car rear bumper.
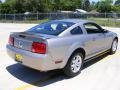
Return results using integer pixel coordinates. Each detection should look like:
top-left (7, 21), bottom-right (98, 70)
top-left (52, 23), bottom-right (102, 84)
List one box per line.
top-left (6, 45), bottom-right (58, 71)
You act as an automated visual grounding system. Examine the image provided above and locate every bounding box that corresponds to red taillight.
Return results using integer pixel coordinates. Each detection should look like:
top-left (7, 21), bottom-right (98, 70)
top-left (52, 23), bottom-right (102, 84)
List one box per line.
top-left (8, 36), bottom-right (14, 46)
top-left (32, 42), bottom-right (46, 54)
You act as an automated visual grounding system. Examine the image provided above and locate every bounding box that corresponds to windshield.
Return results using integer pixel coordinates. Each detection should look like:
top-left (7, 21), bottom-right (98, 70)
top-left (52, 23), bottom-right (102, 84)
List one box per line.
top-left (27, 21), bottom-right (74, 36)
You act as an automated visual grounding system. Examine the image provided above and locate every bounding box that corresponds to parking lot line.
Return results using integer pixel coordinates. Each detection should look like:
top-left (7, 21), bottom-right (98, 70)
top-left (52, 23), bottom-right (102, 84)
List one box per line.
top-left (101, 51), bottom-right (120, 62)
top-left (15, 74), bottom-right (54, 90)
top-left (15, 51), bottom-right (120, 90)
top-left (15, 84), bottom-right (33, 90)
top-left (0, 51), bottom-right (7, 56)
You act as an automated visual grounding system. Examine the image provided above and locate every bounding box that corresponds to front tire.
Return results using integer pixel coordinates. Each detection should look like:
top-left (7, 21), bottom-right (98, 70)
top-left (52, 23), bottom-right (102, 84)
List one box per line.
top-left (63, 52), bottom-right (83, 77)
top-left (110, 39), bottom-right (118, 54)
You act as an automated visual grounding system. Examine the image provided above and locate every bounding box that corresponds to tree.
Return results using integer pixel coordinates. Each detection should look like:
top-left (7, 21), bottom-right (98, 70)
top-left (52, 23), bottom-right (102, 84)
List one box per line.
top-left (5, 0), bottom-right (26, 13)
top-left (111, 5), bottom-right (120, 13)
top-left (82, 0), bottom-right (90, 11)
top-left (51, 0), bottom-right (82, 11)
top-left (73, 0), bottom-right (82, 9)
top-left (96, 0), bottom-right (112, 13)
top-left (90, 1), bottom-right (96, 10)
top-left (0, 3), bottom-right (12, 13)
top-left (105, 0), bottom-right (113, 4)
top-left (5, 0), bottom-right (53, 13)
top-left (0, 0), bottom-right (84, 13)
top-left (24, 0), bottom-right (39, 12)
top-left (51, 0), bottom-right (63, 11)
top-left (62, 0), bottom-right (76, 11)
top-left (12, 0), bottom-right (25, 13)
top-left (114, 0), bottom-right (120, 5)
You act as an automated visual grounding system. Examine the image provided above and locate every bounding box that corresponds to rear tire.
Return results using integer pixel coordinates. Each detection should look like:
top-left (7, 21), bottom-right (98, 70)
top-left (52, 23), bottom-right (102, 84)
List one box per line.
top-left (109, 39), bottom-right (118, 54)
top-left (63, 52), bottom-right (83, 77)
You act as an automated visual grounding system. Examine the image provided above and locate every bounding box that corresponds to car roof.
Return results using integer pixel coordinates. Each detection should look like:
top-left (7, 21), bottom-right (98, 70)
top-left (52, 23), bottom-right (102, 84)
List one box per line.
top-left (55, 19), bottom-right (94, 24)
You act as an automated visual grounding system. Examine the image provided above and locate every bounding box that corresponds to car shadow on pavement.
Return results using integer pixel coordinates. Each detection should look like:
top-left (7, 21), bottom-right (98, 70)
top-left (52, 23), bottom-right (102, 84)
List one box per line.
top-left (6, 53), bottom-right (109, 87)
top-left (6, 63), bottom-right (68, 87)
top-left (82, 53), bottom-right (109, 69)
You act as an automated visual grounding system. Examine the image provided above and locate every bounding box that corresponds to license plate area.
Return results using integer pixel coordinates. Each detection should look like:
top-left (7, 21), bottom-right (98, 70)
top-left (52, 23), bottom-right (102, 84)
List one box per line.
top-left (15, 54), bottom-right (23, 63)
top-left (14, 38), bottom-right (32, 51)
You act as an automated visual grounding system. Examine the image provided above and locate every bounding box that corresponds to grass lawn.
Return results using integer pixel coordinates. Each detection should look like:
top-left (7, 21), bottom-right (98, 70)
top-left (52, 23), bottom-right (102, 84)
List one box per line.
top-left (0, 18), bottom-right (49, 24)
top-left (0, 17), bottom-right (119, 27)
top-left (87, 17), bottom-right (120, 27)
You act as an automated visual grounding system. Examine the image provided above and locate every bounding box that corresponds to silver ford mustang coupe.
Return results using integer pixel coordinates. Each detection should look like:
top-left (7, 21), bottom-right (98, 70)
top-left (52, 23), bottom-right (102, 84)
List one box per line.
top-left (7, 19), bottom-right (118, 77)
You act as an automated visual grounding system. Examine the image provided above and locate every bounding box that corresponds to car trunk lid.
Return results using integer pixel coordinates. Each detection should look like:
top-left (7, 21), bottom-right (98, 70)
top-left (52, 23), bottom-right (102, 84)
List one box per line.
top-left (10, 32), bottom-right (56, 52)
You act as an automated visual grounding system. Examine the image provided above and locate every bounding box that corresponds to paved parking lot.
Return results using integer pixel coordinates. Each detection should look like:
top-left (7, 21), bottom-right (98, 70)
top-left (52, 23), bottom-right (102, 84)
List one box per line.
top-left (0, 23), bottom-right (120, 90)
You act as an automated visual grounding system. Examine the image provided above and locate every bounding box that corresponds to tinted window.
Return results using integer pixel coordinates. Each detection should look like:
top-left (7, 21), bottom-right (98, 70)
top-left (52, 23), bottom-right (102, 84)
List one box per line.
top-left (84, 23), bottom-right (103, 34)
top-left (71, 26), bottom-right (83, 35)
top-left (27, 21), bottom-right (74, 36)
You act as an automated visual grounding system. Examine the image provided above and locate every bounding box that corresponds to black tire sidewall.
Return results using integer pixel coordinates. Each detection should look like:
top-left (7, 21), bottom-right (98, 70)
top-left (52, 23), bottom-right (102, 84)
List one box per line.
top-left (110, 39), bottom-right (118, 54)
top-left (63, 52), bottom-right (83, 77)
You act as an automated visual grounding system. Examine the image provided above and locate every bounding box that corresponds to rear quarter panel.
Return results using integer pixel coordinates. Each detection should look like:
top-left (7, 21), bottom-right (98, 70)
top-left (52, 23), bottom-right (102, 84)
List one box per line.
top-left (47, 35), bottom-right (87, 68)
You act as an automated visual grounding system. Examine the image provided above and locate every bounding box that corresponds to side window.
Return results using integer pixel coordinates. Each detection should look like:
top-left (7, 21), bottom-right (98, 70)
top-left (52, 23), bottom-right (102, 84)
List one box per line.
top-left (84, 23), bottom-right (103, 34)
top-left (71, 26), bottom-right (83, 35)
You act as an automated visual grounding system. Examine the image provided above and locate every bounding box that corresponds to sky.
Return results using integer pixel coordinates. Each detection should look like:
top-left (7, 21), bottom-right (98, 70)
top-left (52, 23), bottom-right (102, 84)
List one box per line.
top-left (1, 0), bottom-right (5, 2)
top-left (91, 0), bottom-right (100, 2)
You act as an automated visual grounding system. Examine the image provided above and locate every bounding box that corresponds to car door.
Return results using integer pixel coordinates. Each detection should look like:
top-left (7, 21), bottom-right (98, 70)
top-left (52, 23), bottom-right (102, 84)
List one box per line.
top-left (102, 30), bottom-right (113, 50)
top-left (83, 23), bottom-right (106, 58)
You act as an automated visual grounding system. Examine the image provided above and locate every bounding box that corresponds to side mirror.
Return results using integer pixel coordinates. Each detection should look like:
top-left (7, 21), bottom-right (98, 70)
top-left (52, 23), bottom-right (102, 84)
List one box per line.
top-left (102, 29), bottom-right (108, 33)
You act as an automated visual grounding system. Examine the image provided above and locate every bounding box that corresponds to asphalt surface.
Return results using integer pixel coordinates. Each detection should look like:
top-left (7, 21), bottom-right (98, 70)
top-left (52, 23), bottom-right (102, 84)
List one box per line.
top-left (0, 23), bottom-right (120, 90)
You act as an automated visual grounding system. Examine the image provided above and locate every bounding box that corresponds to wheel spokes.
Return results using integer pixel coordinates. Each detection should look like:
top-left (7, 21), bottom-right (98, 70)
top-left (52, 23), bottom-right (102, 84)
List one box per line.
top-left (71, 54), bottom-right (82, 73)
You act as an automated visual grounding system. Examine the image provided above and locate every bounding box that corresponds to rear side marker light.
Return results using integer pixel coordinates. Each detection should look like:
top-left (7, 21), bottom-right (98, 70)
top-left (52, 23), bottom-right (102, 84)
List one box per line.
top-left (8, 36), bottom-right (14, 46)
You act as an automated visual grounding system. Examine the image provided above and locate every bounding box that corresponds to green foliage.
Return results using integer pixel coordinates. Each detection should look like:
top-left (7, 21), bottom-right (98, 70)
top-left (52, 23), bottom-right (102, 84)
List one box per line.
top-left (114, 0), bottom-right (120, 5)
top-left (96, 0), bottom-right (112, 13)
top-left (0, 0), bottom-right (83, 13)
top-left (111, 5), bottom-right (120, 13)
top-left (96, 0), bottom-right (120, 13)
top-left (103, 0), bottom-right (113, 4)
top-left (0, 0), bottom-right (119, 14)
top-left (52, 0), bottom-right (82, 11)
top-left (0, 3), bottom-right (13, 14)
top-left (82, 0), bottom-right (90, 11)
top-left (90, 1), bottom-right (96, 10)
top-left (11, 0), bottom-right (25, 13)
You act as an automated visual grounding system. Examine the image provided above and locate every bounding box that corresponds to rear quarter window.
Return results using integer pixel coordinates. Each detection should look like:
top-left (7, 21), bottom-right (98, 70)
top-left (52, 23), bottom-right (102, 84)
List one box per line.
top-left (71, 26), bottom-right (83, 35)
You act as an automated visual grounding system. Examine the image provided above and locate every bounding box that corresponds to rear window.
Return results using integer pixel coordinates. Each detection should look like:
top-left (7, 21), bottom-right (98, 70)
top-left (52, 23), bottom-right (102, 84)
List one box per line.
top-left (28, 21), bottom-right (74, 36)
